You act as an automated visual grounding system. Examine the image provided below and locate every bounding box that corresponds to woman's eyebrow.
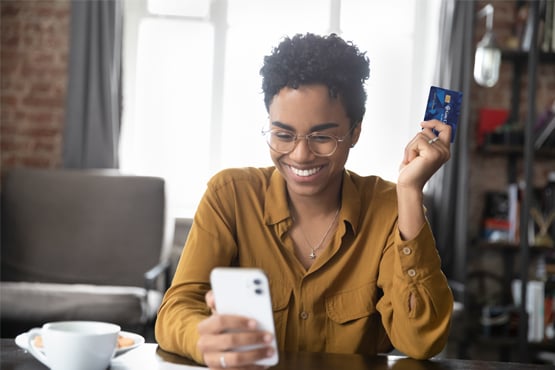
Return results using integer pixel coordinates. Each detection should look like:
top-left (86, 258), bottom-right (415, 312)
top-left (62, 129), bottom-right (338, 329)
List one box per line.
top-left (270, 121), bottom-right (340, 132)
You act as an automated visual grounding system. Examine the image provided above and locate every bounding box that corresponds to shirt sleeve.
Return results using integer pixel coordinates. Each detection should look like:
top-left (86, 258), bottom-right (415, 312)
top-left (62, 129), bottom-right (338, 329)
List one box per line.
top-left (155, 178), bottom-right (238, 364)
top-left (376, 221), bottom-right (453, 359)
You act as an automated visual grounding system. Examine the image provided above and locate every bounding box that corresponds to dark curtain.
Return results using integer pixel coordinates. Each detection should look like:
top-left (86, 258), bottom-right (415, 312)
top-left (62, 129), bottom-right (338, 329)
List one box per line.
top-left (426, 0), bottom-right (474, 284)
top-left (62, 0), bottom-right (123, 168)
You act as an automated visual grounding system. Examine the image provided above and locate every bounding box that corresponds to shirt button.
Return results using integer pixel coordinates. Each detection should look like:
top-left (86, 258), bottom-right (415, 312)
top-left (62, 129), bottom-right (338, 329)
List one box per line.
top-left (300, 311), bottom-right (309, 320)
top-left (402, 247), bottom-right (412, 255)
top-left (407, 269), bottom-right (416, 277)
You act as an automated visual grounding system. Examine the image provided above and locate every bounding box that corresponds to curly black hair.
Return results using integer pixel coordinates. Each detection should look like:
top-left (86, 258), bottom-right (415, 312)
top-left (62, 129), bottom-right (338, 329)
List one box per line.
top-left (260, 33), bottom-right (370, 126)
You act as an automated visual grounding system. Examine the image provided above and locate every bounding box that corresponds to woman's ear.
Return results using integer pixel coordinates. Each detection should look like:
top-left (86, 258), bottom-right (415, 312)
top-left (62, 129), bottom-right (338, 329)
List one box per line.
top-left (350, 122), bottom-right (362, 147)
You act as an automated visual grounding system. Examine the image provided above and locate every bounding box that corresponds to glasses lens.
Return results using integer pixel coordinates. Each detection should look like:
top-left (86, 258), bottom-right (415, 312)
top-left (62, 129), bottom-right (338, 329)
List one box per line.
top-left (265, 130), bottom-right (295, 153)
top-left (307, 134), bottom-right (337, 156)
top-left (263, 130), bottom-right (339, 156)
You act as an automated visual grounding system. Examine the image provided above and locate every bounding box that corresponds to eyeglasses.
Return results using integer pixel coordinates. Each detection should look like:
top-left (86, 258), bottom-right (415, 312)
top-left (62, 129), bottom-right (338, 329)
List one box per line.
top-left (262, 126), bottom-right (355, 157)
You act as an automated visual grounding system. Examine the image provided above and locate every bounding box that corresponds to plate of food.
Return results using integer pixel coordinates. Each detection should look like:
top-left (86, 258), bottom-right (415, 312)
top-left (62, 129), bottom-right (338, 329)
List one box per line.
top-left (114, 331), bottom-right (145, 356)
top-left (15, 330), bottom-right (144, 357)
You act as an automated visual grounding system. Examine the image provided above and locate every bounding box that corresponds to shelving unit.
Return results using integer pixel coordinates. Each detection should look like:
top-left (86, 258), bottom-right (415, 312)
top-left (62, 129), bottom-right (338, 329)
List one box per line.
top-left (470, 1), bottom-right (555, 363)
top-left (516, 1), bottom-right (543, 362)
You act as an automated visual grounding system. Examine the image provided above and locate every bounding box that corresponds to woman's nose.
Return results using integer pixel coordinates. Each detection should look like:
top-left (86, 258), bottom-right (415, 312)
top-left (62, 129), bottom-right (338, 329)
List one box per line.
top-left (288, 137), bottom-right (315, 161)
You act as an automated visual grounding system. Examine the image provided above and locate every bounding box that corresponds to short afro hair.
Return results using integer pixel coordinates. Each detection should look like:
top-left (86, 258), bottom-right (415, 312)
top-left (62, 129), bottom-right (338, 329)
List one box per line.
top-left (260, 33), bottom-right (370, 126)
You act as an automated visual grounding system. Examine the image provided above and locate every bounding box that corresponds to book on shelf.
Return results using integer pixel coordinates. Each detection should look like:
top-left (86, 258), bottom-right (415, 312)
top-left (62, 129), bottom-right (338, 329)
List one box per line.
top-left (546, 280), bottom-right (555, 341)
top-left (519, 0), bottom-right (555, 52)
top-left (543, 0), bottom-right (554, 52)
top-left (512, 279), bottom-right (546, 343)
top-left (508, 183), bottom-right (520, 244)
top-left (520, 0), bottom-right (534, 51)
top-left (553, 0), bottom-right (555, 51)
top-left (482, 191), bottom-right (512, 243)
top-left (535, 114), bottom-right (555, 150)
top-left (529, 281), bottom-right (546, 342)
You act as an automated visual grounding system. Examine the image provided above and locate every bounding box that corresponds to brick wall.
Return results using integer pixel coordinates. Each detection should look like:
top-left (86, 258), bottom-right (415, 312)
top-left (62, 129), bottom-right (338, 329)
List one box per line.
top-left (0, 0), bottom-right (70, 174)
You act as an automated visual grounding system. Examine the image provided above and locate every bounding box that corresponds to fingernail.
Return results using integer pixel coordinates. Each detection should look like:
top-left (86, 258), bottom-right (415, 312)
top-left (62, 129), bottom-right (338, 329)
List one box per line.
top-left (264, 333), bottom-right (273, 343)
top-left (248, 319), bottom-right (257, 329)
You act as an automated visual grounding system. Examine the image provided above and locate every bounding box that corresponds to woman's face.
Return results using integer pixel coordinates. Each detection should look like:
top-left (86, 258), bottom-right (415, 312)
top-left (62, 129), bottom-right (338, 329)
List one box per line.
top-left (267, 84), bottom-right (360, 199)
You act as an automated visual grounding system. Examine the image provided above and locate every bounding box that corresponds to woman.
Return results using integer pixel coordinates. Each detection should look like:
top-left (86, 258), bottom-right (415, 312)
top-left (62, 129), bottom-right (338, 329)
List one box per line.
top-left (155, 33), bottom-right (453, 369)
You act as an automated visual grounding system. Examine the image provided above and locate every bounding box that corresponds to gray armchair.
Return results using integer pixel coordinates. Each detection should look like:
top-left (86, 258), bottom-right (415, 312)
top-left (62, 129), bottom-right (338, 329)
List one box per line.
top-left (0, 168), bottom-right (172, 339)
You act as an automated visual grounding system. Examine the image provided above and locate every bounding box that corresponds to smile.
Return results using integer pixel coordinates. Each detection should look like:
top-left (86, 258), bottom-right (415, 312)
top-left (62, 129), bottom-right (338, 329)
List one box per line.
top-left (290, 166), bottom-right (322, 177)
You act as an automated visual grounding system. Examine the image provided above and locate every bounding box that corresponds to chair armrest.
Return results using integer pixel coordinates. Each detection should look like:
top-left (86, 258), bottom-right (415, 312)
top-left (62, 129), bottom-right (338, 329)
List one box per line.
top-left (144, 260), bottom-right (171, 291)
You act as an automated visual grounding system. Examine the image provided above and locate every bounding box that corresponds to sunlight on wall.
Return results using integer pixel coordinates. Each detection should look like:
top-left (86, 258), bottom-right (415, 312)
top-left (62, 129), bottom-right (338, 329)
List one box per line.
top-left (120, 0), bottom-right (441, 217)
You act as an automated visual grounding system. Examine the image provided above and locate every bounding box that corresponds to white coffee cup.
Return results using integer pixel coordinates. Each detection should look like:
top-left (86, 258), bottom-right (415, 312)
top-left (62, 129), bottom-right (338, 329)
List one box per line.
top-left (27, 320), bottom-right (120, 370)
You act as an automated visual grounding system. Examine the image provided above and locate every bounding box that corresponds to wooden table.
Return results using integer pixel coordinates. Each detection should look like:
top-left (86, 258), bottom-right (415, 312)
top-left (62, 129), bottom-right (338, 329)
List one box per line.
top-left (1, 339), bottom-right (552, 369)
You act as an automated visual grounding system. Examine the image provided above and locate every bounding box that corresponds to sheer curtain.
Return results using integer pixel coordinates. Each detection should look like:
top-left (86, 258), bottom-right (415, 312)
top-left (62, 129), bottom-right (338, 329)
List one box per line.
top-left (120, 0), bottom-right (442, 217)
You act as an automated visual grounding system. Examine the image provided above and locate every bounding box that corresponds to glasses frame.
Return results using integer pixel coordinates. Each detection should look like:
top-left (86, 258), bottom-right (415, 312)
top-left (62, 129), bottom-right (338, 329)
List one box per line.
top-left (261, 125), bottom-right (356, 157)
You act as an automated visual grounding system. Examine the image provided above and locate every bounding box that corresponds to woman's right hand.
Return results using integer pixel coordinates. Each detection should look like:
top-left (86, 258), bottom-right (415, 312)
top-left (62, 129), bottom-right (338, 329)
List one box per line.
top-left (196, 290), bottom-right (275, 370)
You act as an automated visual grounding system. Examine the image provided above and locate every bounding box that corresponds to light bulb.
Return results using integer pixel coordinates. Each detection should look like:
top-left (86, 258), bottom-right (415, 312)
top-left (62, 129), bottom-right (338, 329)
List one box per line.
top-left (474, 31), bottom-right (501, 87)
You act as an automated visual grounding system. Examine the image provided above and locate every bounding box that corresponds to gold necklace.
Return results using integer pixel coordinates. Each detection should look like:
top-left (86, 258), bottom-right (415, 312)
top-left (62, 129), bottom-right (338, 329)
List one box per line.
top-left (292, 208), bottom-right (340, 259)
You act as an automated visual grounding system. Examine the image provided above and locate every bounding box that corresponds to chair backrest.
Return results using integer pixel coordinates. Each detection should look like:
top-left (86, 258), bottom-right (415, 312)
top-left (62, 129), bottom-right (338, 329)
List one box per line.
top-left (1, 168), bottom-right (166, 287)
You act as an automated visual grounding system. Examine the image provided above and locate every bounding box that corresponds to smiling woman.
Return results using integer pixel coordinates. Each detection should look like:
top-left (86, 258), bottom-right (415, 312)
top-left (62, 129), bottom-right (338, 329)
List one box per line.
top-left (119, 0), bottom-right (442, 218)
top-left (154, 31), bottom-right (454, 367)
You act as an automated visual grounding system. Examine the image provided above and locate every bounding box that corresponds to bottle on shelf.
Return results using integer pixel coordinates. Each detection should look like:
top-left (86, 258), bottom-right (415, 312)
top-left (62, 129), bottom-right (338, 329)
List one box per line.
top-left (545, 171), bottom-right (555, 244)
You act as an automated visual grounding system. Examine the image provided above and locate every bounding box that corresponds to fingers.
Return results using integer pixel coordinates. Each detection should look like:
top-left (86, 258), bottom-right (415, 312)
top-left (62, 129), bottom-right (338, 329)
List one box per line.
top-left (398, 120), bottom-right (452, 189)
top-left (403, 120), bottom-right (450, 164)
top-left (205, 347), bottom-right (274, 369)
top-left (197, 314), bottom-right (274, 369)
top-left (206, 290), bottom-right (216, 313)
top-left (198, 314), bottom-right (257, 336)
top-left (420, 119), bottom-right (452, 146)
top-left (198, 316), bottom-right (267, 351)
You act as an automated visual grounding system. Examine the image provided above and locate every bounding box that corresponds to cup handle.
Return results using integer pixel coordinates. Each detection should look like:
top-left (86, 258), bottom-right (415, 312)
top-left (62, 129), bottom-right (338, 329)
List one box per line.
top-left (27, 328), bottom-right (50, 367)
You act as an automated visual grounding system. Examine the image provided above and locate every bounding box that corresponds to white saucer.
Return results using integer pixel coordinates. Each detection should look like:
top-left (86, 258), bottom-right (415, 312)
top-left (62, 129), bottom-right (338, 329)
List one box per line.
top-left (15, 330), bottom-right (145, 357)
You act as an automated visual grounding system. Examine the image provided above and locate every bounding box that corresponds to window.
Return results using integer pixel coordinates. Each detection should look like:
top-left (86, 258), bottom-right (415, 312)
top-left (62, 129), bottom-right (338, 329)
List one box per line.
top-left (120, 0), bottom-right (441, 217)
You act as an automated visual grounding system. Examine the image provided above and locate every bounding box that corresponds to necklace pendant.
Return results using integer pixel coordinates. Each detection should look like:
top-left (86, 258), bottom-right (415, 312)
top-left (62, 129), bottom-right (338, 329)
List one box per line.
top-left (309, 251), bottom-right (316, 259)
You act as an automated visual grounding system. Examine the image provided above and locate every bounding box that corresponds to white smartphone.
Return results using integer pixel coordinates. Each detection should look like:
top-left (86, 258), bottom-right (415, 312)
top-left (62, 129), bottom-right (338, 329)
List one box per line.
top-left (210, 267), bottom-right (279, 366)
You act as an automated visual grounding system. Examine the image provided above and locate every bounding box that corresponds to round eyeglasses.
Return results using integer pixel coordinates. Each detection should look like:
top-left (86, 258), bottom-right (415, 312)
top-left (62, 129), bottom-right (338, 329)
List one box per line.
top-left (262, 126), bottom-right (355, 157)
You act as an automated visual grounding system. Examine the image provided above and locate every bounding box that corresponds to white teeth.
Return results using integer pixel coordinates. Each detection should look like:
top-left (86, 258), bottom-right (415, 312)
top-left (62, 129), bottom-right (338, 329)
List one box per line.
top-left (290, 166), bottom-right (321, 177)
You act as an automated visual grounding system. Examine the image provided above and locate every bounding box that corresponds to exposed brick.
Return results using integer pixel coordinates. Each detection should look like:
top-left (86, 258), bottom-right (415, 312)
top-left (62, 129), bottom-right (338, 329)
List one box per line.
top-left (22, 127), bottom-right (60, 137)
top-left (0, 0), bottom-right (70, 172)
top-left (21, 156), bottom-right (51, 167)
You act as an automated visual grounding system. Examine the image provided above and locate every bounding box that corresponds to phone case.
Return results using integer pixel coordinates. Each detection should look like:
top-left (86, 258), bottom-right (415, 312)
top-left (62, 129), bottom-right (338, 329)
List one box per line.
top-left (210, 267), bottom-right (279, 366)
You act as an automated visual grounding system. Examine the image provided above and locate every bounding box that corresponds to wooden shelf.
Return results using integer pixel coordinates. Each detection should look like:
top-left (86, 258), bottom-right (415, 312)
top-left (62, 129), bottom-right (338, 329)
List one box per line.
top-left (502, 50), bottom-right (555, 63)
top-left (479, 242), bottom-right (555, 253)
top-left (476, 336), bottom-right (555, 352)
top-left (478, 144), bottom-right (555, 157)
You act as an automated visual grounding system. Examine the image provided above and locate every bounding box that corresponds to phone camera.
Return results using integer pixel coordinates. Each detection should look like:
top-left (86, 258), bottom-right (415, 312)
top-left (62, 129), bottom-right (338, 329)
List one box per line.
top-left (255, 288), bottom-right (264, 295)
top-left (253, 279), bottom-right (262, 285)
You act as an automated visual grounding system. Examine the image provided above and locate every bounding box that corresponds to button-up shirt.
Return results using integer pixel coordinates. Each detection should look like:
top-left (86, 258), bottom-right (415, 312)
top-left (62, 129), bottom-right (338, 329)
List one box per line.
top-left (155, 167), bottom-right (453, 363)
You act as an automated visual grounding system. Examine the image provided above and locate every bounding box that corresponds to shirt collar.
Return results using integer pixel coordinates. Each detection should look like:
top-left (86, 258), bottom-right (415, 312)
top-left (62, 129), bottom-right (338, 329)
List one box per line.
top-left (341, 170), bottom-right (362, 235)
top-left (264, 168), bottom-right (362, 235)
top-left (264, 169), bottom-right (290, 226)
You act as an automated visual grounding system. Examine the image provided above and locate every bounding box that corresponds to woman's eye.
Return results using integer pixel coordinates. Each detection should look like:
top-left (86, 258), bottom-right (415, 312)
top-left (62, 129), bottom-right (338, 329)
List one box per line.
top-left (310, 135), bottom-right (333, 143)
top-left (274, 132), bottom-right (295, 141)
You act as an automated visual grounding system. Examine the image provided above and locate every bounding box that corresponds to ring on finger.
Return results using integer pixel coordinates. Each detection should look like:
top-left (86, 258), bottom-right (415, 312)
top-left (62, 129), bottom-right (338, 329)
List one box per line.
top-left (220, 354), bottom-right (227, 368)
top-left (428, 136), bottom-right (440, 144)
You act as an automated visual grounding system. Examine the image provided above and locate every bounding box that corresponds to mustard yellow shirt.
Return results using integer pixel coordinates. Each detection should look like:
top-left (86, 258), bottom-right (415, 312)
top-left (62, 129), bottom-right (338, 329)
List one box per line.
top-left (155, 167), bottom-right (453, 362)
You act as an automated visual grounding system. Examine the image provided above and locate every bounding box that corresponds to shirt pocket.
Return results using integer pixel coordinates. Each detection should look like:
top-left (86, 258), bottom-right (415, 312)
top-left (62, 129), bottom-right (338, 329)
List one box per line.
top-left (326, 282), bottom-right (377, 323)
top-left (325, 282), bottom-right (382, 353)
top-left (269, 281), bottom-right (291, 347)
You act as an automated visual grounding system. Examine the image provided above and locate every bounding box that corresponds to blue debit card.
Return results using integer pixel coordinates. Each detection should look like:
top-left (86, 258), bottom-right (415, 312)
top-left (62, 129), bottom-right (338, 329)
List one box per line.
top-left (424, 86), bottom-right (463, 142)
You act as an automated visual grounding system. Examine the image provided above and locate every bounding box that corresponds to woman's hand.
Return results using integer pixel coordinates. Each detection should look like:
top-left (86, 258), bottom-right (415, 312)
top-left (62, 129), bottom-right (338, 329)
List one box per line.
top-left (398, 119), bottom-right (452, 191)
top-left (196, 290), bottom-right (275, 370)
top-left (396, 120), bottom-right (452, 240)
